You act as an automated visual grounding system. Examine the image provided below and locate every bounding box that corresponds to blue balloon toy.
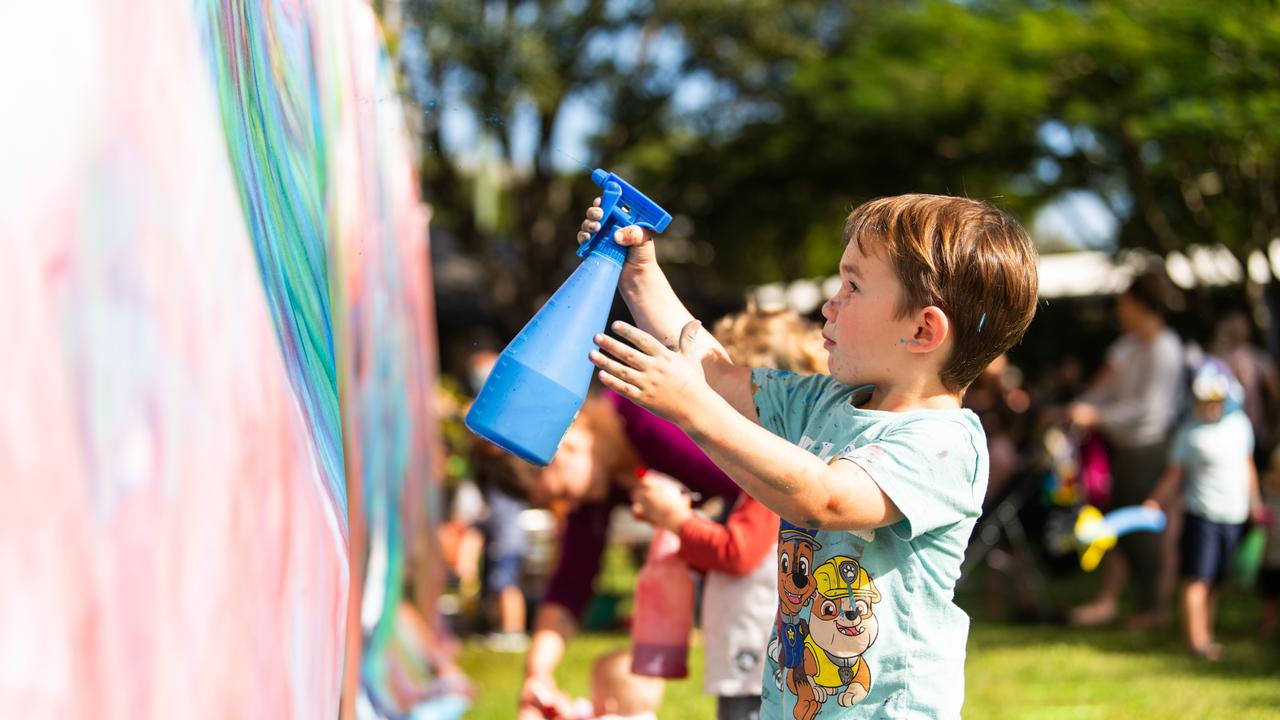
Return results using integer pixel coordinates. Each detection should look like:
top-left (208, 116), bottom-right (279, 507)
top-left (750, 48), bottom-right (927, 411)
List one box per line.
top-left (1074, 504), bottom-right (1166, 572)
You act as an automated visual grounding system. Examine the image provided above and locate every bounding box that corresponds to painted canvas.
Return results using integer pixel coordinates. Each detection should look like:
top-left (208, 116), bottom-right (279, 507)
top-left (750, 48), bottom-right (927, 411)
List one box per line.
top-left (0, 0), bottom-right (459, 717)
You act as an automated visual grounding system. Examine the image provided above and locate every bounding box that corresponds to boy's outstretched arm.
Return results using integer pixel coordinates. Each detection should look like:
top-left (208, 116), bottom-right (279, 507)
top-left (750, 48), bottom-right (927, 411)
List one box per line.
top-left (591, 322), bottom-right (904, 530)
top-left (578, 204), bottom-right (756, 418)
top-left (1143, 464), bottom-right (1182, 510)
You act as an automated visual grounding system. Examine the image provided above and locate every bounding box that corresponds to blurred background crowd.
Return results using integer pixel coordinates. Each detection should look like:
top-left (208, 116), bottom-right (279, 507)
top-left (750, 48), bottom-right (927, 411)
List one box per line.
top-left (399, 1), bottom-right (1280, 715)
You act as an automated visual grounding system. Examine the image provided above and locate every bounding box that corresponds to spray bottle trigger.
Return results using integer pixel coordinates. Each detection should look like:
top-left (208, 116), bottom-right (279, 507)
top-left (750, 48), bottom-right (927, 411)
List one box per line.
top-left (578, 180), bottom-right (625, 258)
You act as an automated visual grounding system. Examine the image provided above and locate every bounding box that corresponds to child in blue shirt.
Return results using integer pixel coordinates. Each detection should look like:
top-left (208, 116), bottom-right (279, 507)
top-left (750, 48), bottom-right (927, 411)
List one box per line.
top-left (579, 193), bottom-right (1039, 718)
top-left (1146, 359), bottom-right (1264, 660)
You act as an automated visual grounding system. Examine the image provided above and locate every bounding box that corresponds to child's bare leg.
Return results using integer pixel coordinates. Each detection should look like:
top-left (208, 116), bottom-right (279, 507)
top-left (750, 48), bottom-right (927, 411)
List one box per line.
top-left (1182, 579), bottom-right (1217, 657)
top-left (1070, 552), bottom-right (1127, 626)
top-left (498, 586), bottom-right (526, 634)
top-left (1206, 585), bottom-right (1219, 647)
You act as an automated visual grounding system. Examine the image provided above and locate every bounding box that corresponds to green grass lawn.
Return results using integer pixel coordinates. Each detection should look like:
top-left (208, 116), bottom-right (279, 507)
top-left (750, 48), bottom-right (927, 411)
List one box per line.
top-left (457, 547), bottom-right (1280, 718)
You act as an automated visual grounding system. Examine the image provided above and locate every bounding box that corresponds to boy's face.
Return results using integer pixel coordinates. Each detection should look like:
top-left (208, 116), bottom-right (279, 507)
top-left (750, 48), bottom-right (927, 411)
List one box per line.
top-left (532, 425), bottom-right (598, 507)
top-left (820, 240), bottom-right (915, 386)
top-left (1193, 399), bottom-right (1224, 422)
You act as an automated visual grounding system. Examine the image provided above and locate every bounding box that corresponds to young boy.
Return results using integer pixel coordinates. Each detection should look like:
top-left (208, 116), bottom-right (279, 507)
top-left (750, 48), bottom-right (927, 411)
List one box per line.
top-left (1145, 360), bottom-right (1263, 660)
top-left (579, 194), bottom-right (1039, 718)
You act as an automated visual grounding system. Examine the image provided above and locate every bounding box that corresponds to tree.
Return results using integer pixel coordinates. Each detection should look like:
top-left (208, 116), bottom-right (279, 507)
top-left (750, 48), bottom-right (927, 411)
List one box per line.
top-left (404, 0), bottom-right (1280, 343)
top-left (404, 0), bottom-right (690, 334)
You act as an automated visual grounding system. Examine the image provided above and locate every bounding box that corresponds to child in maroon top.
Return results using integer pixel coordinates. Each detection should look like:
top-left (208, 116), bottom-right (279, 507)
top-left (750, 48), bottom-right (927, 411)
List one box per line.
top-left (628, 304), bottom-right (826, 720)
top-left (519, 388), bottom-right (739, 719)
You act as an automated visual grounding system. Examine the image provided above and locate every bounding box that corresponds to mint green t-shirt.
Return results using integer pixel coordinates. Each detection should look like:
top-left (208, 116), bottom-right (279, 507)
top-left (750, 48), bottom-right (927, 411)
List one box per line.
top-left (752, 369), bottom-right (988, 719)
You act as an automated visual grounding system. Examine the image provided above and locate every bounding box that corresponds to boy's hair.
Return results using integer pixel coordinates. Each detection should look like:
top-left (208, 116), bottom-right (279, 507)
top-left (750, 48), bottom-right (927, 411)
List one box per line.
top-left (712, 300), bottom-right (828, 374)
top-left (844, 194), bottom-right (1039, 392)
top-left (591, 649), bottom-right (664, 716)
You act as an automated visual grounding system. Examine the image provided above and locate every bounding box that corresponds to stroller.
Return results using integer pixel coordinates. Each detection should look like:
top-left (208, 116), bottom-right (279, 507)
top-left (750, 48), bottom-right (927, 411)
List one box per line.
top-left (960, 421), bottom-right (1111, 620)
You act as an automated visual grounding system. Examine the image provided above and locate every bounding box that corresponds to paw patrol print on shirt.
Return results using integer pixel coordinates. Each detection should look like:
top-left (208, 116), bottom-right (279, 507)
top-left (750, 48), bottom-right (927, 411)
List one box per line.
top-left (769, 524), bottom-right (822, 697)
top-left (753, 369), bottom-right (987, 718)
top-left (788, 556), bottom-right (882, 720)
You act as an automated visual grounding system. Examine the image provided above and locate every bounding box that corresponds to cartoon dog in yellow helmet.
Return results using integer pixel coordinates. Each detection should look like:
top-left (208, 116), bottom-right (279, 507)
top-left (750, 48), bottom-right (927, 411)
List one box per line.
top-left (793, 556), bottom-right (880, 720)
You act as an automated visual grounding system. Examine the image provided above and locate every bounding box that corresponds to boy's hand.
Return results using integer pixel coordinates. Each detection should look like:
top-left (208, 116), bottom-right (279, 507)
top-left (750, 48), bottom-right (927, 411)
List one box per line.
top-left (631, 471), bottom-right (693, 532)
top-left (577, 197), bottom-right (658, 275)
top-left (590, 320), bottom-right (717, 427)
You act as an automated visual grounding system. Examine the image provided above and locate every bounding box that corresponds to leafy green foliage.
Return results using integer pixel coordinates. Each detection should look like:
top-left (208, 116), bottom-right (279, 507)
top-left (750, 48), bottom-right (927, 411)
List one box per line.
top-left (403, 0), bottom-right (1280, 332)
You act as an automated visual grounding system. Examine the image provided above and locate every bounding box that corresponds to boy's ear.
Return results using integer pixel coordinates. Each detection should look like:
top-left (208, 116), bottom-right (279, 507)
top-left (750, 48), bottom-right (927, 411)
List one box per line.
top-left (908, 305), bottom-right (950, 354)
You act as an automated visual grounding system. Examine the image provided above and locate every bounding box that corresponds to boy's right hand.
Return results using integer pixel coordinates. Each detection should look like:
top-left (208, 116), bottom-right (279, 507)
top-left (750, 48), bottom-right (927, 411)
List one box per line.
top-left (577, 197), bottom-right (658, 277)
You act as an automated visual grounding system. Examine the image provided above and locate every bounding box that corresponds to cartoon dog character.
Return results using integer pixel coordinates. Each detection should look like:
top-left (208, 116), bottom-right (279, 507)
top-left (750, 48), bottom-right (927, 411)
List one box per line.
top-left (795, 556), bottom-right (881, 719)
top-left (767, 523), bottom-right (821, 699)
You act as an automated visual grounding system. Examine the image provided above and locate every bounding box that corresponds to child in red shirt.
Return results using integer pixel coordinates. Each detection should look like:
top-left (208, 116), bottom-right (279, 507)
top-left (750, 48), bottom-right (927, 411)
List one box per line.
top-left (630, 305), bottom-right (826, 720)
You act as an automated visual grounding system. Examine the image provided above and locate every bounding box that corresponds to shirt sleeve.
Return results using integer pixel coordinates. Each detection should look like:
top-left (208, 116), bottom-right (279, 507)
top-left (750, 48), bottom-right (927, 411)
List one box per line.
top-left (676, 495), bottom-right (780, 575)
top-left (1096, 334), bottom-right (1184, 435)
top-left (608, 389), bottom-right (740, 502)
top-left (1080, 338), bottom-right (1127, 406)
top-left (541, 496), bottom-right (613, 620)
top-left (750, 368), bottom-right (837, 442)
top-left (838, 417), bottom-right (986, 541)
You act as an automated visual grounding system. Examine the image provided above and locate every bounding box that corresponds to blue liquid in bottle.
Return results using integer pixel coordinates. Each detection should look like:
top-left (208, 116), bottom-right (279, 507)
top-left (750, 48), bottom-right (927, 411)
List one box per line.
top-left (465, 249), bottom-right (624, 465)
top-left (464, 355), bottom-right (585, 465)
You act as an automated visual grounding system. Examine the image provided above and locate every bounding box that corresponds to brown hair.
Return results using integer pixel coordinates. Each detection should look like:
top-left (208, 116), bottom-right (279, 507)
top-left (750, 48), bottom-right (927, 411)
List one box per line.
top-left (844, 194), bottom-right (1039, 392)
top-left (1121, 269), bottom-right (1172, 318)
top-left (712, 301), bottom-right (828, 374)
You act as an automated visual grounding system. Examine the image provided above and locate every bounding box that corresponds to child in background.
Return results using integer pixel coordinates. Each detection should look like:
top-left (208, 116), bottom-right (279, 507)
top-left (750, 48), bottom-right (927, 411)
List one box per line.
top-left (579, 193), bottom-right (1039, 717)
top-left (1145, 360), bottom-right (1264, 660)
top-left (471, 436), bottom-right (532, 651)
top-left (630, 304), bottom-right (827, 720)
top-left (1257, 447), bottom-right (1280, 639)
top-left (563, 649), bottom-right (663, 720)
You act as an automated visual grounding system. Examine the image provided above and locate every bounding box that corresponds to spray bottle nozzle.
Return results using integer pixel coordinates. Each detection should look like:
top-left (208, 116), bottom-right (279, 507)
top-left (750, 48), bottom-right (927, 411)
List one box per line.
top-left (578, 169), bottom-right (673, 261)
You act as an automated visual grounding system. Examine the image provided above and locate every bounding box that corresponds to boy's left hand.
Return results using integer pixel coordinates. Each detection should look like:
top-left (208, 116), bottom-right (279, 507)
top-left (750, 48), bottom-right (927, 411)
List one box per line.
top-left (590, 319), bottom-right (717, 427)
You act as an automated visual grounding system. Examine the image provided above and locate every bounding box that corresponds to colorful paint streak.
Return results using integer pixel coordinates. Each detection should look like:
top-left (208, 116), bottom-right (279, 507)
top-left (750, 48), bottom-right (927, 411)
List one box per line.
top-left (319, 6), bottom-right (466, 716)
top-left (200, 0), bottom-right (347, 517)
top-left (0, 0), bottom-right (460, 717)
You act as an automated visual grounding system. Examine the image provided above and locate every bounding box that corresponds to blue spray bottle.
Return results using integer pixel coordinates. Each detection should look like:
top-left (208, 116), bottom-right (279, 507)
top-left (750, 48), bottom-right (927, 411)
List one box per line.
top-left (465, 169), bottom-right (672, 466)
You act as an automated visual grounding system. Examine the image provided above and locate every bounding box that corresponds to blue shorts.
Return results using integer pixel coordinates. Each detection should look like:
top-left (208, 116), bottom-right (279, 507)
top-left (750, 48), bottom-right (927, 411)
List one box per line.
top-left (1179, 513), bottom-right (1244, 583)
top-left (483, 553), bottom-right (524, 592)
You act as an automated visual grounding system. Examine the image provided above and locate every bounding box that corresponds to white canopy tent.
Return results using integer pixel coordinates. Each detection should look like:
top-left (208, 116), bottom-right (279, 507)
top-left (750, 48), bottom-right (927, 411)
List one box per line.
top-left (750, 242), bottom-right (1280, 314)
